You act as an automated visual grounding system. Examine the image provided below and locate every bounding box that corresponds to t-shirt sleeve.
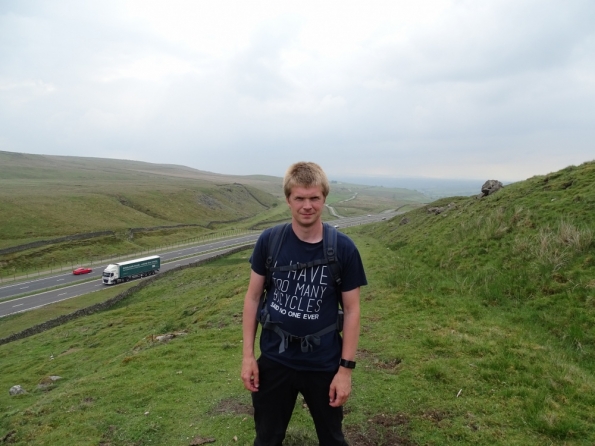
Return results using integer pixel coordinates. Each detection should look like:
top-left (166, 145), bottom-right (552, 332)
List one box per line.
top-left (249, 229), bottom-right (270, 277)
top-left (338, 235), bottom-right (367, 292)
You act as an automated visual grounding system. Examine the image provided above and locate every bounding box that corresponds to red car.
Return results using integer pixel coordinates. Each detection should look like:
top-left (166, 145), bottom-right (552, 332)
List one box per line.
top-left (73, 267), bottom-right (93, 275)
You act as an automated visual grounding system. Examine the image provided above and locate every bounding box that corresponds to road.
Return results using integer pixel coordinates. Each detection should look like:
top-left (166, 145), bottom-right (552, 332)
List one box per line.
top-left (0, 234), bottom-right (259, 301)
top-left (0, 213), bottom-right (396, 318)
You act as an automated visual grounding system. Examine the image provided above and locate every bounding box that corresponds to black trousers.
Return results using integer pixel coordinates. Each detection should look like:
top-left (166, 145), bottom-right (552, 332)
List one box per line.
top-left (252, 356), bottom-right (348, 446)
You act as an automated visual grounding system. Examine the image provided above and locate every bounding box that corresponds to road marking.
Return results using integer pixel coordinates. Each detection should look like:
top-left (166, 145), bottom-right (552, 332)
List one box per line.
top-left (13, 303), bottom-right (23, 307)
top-left (58, 293), bottom-right (67, 296)
top-left (20, 286), bottom-right (29, 289)
top-left (57, 279), bottom-right (64, 281)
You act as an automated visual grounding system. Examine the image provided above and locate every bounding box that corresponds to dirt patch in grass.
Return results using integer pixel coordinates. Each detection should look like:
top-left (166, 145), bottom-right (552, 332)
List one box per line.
top-left (358, 348), bottom-right (403, 372)
top-left (58, 347), bottom-right (82, 357)
top-left (345, 413), bottom-right (415, 446)
top-left (210, 397), bottom-right (254, 416)
top-left (1, 430), bottom-right (17, 444)
top-left (422, 409), bottom-right (449, 425)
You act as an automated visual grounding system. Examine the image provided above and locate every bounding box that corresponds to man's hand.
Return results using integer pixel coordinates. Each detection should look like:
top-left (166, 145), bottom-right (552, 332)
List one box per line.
top-left (329, 367), bottom-right (352, 407)
top-left (241, 356), bottom-right (260, 392)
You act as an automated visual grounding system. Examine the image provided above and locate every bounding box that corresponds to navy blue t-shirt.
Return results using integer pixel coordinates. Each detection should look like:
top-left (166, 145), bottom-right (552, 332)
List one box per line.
top-left (250, 224), bottom-right (367, 372)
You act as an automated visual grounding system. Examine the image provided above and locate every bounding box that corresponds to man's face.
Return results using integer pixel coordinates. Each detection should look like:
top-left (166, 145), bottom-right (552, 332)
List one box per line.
top-left (286, 185), bottom-right (326, 228)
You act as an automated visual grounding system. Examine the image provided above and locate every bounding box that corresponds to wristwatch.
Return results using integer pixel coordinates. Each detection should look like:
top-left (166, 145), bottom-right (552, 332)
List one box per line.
top-left (339, 359), bottom-right (356, 369)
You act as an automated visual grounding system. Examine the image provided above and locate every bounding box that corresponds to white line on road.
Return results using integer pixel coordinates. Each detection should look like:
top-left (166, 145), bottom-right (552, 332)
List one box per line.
top-left (0, 280), bottom-right (103, 309)
top-left (20, 286), bottom-right (29, 289)
top-left (13, 303), bottom-right (23, 307)
top-left (57, 279), bottom-right (64, 281)
top-left (58, 293), bottom-right (67, 296)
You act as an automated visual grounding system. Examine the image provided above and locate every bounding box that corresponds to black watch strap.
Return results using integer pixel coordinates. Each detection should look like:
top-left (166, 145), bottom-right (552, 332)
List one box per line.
top-left (339, 359), bottom-right (356, 369)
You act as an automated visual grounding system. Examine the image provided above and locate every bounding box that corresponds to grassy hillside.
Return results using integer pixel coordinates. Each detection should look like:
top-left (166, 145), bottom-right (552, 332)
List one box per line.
top-left (0, 151), bottom-right (425, 248)
top-left (357, 160), bottom-right (595, 443)
top-left (0, 151), bottom-right (426, 275)
top-left (328, 181), bottom-right (428, 216)
top-left (0, 161), bottom-right (593, 445)
top-left (0, 151), bottom-right (278, 246)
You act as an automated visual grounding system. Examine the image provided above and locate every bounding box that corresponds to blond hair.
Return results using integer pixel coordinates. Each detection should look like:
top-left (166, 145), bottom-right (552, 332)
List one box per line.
top-left (283, 162), bottom-right (330, 198)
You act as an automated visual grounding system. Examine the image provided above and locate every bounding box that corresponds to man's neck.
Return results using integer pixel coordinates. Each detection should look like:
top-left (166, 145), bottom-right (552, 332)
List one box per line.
top-left (291, 219), bottom-right (323, 243)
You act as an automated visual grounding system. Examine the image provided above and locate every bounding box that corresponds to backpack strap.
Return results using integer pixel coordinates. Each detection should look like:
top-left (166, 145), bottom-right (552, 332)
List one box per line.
top-left (264, 223), bottom-right (291, 286)
top-left (258, 223), bottom-right (290, 323)
top-left (322, 223), bottom-right (342, 307)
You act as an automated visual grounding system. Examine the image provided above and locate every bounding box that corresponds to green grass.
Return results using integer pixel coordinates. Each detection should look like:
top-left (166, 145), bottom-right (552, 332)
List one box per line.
top-left (0, 160), bottom-right (591, 445)
top-left (2, 231), bottom-right (594, 444)
top-left (2, 154), bottom-right (594, 444)
top-left (0, 151), bottom-right (280, 248)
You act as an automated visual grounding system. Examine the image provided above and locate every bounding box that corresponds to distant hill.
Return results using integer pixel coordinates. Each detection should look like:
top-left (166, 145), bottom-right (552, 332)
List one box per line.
top-left (0, 151), bottom-right (280, 248)
top-left (336, 176), bottom-right (494, 198)
top-left (0, 151), bottom-right (428, 271)
top-left (0, 151), bottom-right (428, 256)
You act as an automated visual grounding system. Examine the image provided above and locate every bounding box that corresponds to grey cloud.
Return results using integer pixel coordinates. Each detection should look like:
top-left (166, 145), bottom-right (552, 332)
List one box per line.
top-left (231, 18), bottom-right (303, 100)
top-left (376, 0), bottom-right (595, 83)
top-left (0, 1), bottom-right (593, 182)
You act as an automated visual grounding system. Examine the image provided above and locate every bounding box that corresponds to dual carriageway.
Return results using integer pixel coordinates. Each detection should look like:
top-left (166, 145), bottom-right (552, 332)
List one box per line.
top-left (0, 213), bottom-right (396, 318)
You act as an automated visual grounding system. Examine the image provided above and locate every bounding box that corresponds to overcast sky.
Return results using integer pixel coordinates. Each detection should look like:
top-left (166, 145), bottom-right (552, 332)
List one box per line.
top-left (1, 0), bottom-right (594, 182)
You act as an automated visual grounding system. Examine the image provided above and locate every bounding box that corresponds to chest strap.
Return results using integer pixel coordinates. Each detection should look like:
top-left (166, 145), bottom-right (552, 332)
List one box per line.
top-left (260, 311), bottom-right (343, 353)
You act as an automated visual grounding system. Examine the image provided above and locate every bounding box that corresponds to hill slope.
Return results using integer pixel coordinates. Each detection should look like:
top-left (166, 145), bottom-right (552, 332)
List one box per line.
top-left (0, 151), bottom-right (428, 275)
top-left (0, 151), bottom-right (279, 246)
top-left (364, 160), bottom-right (595, 359)
top-left (0, 151), bottom-right (427, 246)
top-left (0, 160), bottom-right (594, 445)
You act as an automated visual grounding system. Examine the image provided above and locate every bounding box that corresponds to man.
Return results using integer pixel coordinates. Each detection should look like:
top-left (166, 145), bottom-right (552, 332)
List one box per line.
top-left (241, 162), bottom-right (367, 446)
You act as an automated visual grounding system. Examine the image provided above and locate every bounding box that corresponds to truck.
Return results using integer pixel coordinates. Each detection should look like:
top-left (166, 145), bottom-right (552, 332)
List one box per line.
top-left (102, 255), bottom-right (160, 285)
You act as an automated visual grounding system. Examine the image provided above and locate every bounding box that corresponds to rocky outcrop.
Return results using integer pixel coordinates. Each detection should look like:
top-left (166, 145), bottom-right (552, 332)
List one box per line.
top-left (153, 331), bottom-right (187, 342)
top-left (427, 203), bottom-right (456, 215)
top-left (9, 385), bottom-right (26, 395)
top-left (478, 180), bottom-right (503, 198)
top-left (37, 376), bottom-right (62, 390)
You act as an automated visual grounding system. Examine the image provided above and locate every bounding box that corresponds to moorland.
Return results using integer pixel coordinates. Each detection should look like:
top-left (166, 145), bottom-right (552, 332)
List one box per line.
top-left (1, 152), bottom-right (594, 445)
top-left (0, 150), bottom-right (425, 278)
